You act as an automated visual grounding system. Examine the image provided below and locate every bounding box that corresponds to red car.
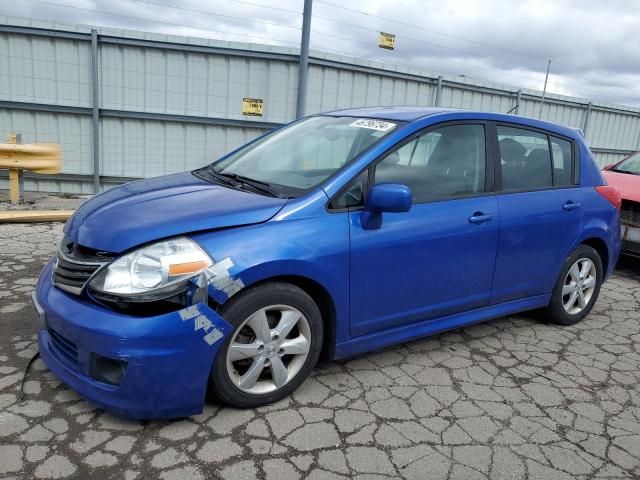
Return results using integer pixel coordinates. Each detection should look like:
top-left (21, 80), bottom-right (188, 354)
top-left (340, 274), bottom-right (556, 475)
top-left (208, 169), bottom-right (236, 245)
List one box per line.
top-left (603, 152), bottom-right (640, 258)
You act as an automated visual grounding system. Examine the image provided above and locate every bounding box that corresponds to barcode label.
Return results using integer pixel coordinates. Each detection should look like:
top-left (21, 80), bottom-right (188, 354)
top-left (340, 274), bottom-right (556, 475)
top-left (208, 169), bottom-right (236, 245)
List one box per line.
top-left (348, 119), bottom-right (396, 132)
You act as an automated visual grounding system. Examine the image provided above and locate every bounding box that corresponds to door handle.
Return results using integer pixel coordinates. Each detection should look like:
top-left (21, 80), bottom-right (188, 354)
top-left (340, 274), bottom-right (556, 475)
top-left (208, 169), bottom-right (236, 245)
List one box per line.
top-left (563, 201), bottom-right (581, 212)
top-left (469, 213), bottom-right (493, 224)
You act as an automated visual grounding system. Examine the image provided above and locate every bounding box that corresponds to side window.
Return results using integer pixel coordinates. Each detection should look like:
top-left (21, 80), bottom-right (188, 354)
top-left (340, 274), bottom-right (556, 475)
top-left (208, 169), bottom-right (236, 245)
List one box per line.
top-left (329, 170), bottom-right (369, 209)
top-left (375, 124), bottom-right (486, 202)
top-left (498, 126), bottom-right (552, 191)
top-left (391, 139), bottom-right (420, 165)
top-left (550, 136), bottom-right (573, 186)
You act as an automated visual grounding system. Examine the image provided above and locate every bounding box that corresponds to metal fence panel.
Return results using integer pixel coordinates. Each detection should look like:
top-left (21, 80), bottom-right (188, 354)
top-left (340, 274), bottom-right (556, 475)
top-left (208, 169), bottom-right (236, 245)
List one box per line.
top-left (536, 101), bottom-right (586, 129)
top-left (100, 117), bottom-right (267, 177)
top-left (440, 84), bottom-right (513, 112)
top-left (0, 32), bottom-right (91, 107)
top-left (306, 65), bottom-right (436, 113)
top-left (588, 109), bottom-right (640, 151)
top-left (100, 43), bottom-right (297, 124)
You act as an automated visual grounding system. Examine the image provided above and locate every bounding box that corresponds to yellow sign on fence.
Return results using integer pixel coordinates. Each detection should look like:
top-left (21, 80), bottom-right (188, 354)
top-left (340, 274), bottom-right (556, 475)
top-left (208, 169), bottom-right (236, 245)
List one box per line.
top-left (242, 98), bottom-right (263, 116)
top-left (379, 32), bottom-right (396, 50)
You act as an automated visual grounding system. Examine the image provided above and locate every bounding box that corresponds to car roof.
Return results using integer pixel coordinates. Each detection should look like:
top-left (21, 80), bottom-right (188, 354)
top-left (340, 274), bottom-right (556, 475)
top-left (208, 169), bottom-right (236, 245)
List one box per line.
top-left (322, 106), bottom-right (580, 139)
top-left (322, 106), bottom-right (456, 122)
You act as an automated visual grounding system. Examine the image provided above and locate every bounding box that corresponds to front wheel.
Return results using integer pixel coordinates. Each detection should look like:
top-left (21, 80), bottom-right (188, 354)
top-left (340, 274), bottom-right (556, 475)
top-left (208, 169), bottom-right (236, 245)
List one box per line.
top-left (209, 282), bottom-right (323, 408)
top-left (545, 244), bottom-right (603, 326)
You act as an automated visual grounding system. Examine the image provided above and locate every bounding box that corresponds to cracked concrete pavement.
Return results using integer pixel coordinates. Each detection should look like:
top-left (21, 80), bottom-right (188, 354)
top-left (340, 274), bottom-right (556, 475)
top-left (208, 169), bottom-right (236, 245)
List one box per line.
top-left (1, 222), bottom-right (640, 479)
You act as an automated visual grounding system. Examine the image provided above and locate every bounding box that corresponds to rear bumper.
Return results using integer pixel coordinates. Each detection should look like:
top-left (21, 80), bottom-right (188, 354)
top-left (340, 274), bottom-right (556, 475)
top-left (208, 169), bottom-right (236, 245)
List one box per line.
top-left (35, 259), bottom-right (231, 419)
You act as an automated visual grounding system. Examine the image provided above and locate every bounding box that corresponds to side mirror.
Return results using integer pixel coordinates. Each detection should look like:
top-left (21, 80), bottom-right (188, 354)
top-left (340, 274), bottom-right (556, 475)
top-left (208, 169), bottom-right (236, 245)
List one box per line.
top-left (361, 183), bottom-right (412, 230)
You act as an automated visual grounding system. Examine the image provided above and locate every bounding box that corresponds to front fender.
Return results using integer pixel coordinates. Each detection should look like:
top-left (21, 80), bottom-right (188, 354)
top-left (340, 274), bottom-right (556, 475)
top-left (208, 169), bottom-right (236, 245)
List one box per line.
top-left (191, 213), bottom-right (350, 344)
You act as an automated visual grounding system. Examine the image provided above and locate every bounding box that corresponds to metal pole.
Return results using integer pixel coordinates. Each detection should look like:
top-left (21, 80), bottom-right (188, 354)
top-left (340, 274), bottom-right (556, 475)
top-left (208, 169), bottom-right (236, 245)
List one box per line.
top-left (295, 0), bottom-right (313, 119)
top-left (434, 76), bottom-right (443, 107)
top-left (538, 59), bottom-right (551, 119)
top-left (582, 102), bottom-right (592, 136)
top-left (91, 29), bottom-right (100, 193)
top-left (14, 133), bottom-right (25, 201)
top-left (515, 89), bottom-right (522, 114)
top-left (6, 132), bottom-right (19, 204)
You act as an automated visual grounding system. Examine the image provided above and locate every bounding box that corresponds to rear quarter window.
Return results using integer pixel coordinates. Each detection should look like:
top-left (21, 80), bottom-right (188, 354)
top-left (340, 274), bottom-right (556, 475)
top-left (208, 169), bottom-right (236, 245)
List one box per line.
top-left (497, 125), bottom-right (575, 191)
top-left (550, 136), bottom-right (573, 186)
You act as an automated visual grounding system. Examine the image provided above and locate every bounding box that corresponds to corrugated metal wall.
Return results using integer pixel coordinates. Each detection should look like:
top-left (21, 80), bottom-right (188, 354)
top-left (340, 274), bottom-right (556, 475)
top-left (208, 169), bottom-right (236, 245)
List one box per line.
top-left (101, 118), bottom-right (267, 178)
top-left (1, 16), bottom-right (639, 194)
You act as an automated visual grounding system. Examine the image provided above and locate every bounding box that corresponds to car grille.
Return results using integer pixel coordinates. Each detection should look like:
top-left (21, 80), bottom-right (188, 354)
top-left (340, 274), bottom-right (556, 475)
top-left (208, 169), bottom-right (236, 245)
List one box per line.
top-left (52, 237), bottom-right (113, 295)
top-left (48, 328), bottom-right (78, 367)
top-left (621, 200), bottom-right (640, 227)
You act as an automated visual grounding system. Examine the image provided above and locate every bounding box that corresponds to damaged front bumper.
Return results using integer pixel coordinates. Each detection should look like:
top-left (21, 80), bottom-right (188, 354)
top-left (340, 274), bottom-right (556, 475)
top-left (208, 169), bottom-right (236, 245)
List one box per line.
top-left (621, 201), bottom-right (640, 257)
top-left (621, 222), bottom-right (640, 258)
top-left (34, 260), bottom-right (232, 419)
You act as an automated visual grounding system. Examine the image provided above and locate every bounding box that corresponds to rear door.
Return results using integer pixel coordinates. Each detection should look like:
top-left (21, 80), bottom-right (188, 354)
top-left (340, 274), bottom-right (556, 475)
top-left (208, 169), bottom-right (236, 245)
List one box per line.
top-left (490, 124), bottom-right (583, 304)
top-left (347, 122), bottom-right (500, 337)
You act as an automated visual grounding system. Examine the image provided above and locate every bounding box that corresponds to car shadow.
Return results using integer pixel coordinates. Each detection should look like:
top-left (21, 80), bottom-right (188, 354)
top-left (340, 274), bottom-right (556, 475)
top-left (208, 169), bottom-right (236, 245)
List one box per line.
top-left (616, 254), bottom-right (640, 275)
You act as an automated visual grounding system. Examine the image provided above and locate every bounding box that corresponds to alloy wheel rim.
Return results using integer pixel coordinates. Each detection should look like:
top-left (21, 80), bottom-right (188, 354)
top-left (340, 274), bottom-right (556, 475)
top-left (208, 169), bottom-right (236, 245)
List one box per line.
top-left (226, 305), bottom-right (311, 395)
top-left (562, 258), bottom-right (597, 315)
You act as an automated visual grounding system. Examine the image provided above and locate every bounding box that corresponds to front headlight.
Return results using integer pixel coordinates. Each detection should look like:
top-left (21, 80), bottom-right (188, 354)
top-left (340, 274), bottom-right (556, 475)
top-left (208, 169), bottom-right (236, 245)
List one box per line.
top-left (88, 237), bottom-right (212, 299)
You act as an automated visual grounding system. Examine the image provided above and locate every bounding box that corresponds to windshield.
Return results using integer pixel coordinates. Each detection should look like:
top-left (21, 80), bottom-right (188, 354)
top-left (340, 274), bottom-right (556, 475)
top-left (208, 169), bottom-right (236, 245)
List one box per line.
top-left (613, 153), bottom-right (640, 175)
top-left (209, 116), bottom-right (400, 195)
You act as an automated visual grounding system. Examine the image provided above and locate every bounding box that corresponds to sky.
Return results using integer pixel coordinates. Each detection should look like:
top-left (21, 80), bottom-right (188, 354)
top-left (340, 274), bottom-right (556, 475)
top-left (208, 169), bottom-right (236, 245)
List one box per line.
top-left (3, 0), bottom-right (640, 107)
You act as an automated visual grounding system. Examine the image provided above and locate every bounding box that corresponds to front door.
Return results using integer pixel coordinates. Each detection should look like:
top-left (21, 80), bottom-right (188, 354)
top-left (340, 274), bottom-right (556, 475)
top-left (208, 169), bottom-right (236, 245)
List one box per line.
top-left (348, 122), bottom-right (500, 337)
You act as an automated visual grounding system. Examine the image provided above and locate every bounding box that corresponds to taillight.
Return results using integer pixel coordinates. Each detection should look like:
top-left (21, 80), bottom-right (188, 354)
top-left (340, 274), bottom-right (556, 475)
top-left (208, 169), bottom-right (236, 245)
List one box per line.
top-left (595, 186), bottom-right (622, 210)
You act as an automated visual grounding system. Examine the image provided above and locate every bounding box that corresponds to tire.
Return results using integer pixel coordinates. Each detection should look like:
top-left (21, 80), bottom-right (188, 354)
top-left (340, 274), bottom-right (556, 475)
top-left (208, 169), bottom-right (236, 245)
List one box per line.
top-left (545, 244), bottom-right (603, 326)
top-left (209, 282), bottom-right (323, 408)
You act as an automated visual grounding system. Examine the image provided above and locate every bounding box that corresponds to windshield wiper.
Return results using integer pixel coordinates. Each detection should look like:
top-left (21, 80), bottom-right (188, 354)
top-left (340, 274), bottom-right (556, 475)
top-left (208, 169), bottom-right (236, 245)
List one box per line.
top-left (611, 168), bottom-right (640, 176)
top-left (206, 169), bottom-right (238, 187)
top-left (208, 167), bottom-right (284, 198)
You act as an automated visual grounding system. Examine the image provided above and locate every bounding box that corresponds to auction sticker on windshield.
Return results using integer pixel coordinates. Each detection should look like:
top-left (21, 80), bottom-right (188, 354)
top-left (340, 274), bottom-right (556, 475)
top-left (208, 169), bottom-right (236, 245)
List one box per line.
top-left (348, 119), bottom-right (396, 132)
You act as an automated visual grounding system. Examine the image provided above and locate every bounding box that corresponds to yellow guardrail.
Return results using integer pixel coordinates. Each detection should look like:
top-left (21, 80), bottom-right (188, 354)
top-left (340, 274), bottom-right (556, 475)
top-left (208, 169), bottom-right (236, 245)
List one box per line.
top-left (0, 210), bottom-right (75, 223)
top-left (1, 132), bottom-right (62, 204)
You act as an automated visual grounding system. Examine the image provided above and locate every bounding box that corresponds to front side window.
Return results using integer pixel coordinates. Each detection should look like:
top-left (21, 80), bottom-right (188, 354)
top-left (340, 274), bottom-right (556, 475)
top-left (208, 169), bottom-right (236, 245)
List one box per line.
top-left (498, 126), bottom-right (552, 190)
top-left (209, 116), bottom-right (400, 196)
top-left (329, 170), bottom-right (369, 209)
top-left (374, 124), bottom-right (486, 202)
top-left (612, 152), bottom-right (640, 175)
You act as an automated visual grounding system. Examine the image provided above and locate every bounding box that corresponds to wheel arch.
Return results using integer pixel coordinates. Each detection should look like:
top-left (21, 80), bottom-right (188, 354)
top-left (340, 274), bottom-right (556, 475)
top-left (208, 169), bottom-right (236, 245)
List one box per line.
top-left (546, 228), bottom-right (616, 295)
top-left (574, 223), bottom-right (619, 279)
top-left (581, 237), bottom-right (609, 274)
top-left (212, 273), bottom-right (338, 360)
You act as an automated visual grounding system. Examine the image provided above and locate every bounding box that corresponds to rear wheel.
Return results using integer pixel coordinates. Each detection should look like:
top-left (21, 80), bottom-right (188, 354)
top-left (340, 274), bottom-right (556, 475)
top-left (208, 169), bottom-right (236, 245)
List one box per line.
top-left (209, 282), bottom-right (323, 408)
top-left (545, 245), bottom-right (603, 325)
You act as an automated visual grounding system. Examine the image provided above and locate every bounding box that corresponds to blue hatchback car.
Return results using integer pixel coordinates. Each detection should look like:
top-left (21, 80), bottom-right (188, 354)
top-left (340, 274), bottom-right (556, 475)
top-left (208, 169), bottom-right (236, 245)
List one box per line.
top-left (34, 107), bottom-right (621, 419)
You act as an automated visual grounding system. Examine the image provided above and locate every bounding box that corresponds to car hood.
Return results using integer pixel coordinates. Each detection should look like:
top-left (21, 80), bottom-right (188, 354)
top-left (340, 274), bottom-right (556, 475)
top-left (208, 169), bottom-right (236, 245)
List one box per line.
top-left (602, 170), bottom-right (640, 202)
top-left (64, 172), bottom-right (287, 253)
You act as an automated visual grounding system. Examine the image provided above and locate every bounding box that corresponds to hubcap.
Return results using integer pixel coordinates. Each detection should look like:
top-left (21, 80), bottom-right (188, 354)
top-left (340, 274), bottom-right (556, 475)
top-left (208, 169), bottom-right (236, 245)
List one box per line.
top-left (562, 258), bottom-right (597, 315)
top-left (226, 305), bottom-right (311, 395)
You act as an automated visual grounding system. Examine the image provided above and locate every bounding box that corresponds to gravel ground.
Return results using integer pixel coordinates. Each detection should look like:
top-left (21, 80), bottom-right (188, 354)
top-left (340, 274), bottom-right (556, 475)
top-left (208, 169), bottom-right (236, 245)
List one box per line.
top-left (0, 191), bottom-right (87, 211)
top-left (1, 222), bottom-right (639, 480)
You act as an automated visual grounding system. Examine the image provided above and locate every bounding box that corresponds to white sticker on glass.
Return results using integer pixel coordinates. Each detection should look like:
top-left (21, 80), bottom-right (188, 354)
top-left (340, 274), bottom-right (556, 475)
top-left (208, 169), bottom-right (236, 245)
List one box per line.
top-left (348, 119), bottom-right (396, 132)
